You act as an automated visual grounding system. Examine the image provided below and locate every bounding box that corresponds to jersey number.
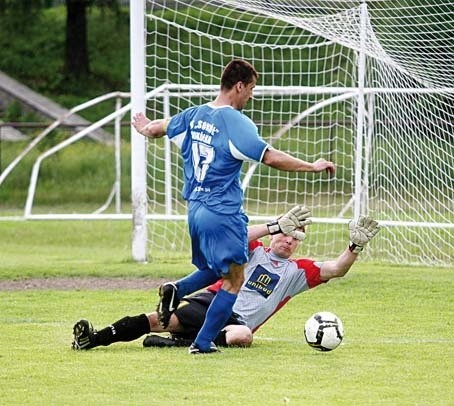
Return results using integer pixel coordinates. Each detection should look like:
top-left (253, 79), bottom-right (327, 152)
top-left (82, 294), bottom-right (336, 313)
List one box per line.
top-left (192, 142), bottom-right (215, 182)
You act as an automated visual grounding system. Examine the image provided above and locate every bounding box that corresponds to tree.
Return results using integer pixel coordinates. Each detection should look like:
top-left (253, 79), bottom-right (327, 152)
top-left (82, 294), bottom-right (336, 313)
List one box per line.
top-left (64, 0), bottom-right (120, 79)
top-left (64, 0), bottom-right (91, 78)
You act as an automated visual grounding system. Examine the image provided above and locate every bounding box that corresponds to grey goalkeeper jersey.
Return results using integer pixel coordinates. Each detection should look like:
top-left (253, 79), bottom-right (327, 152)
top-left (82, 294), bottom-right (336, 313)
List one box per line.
top-left (208, 240), bottom-right (327, 332)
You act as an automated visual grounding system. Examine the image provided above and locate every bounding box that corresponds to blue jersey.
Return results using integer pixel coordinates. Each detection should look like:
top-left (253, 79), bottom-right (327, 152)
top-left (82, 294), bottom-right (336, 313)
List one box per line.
top-left (166, 103), bottom-right (269, 214)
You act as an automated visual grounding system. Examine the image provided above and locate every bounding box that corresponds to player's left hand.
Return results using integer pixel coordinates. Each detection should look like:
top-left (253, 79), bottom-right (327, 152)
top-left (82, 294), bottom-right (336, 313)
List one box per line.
top-left (348, 215), bottom-right (380, 254)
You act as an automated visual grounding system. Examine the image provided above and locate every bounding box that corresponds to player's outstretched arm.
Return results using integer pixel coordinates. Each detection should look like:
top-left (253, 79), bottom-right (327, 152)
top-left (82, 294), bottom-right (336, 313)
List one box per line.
top-left (262, 148), bottom-right (335, 175)
top-left (320, 216), bottom-right (380, 281)
top-left (132, 112), bottom-right (168, 139)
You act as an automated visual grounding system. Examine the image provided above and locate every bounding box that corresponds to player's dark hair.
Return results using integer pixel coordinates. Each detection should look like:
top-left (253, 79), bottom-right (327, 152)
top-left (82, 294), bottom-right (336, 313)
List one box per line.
top-left (221, 59), bottom-right (258, 90)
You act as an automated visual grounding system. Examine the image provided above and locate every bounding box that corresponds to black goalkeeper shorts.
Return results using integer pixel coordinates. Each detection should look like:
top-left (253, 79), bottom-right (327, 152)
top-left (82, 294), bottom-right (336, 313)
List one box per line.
top-left (174, 291), bottom-right (244, 337)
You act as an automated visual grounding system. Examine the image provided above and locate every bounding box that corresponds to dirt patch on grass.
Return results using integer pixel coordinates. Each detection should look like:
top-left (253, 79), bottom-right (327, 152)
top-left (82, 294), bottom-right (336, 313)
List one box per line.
top-left (0, 277), bottom-right (168, 291)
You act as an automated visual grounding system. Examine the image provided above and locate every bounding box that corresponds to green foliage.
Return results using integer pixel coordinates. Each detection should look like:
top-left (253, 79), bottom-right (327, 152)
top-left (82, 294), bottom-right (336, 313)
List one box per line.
top-left (2, 101), bottom-right (22, 121)
top-left (0, 7), bottom-right (65, 88)
top-left (0, 140), bottom-right (131, 208)
top-left (0, 0), bottom-right (46, 25)
top-left (0, 4), bottom-right (129, 119)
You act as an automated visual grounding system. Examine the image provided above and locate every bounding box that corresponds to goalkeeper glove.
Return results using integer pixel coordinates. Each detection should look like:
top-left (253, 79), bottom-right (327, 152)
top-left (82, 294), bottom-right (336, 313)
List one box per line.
top-left (348, 215), bottom-right (380, 254)
top-left (267, 205), bottom-right (312, 241)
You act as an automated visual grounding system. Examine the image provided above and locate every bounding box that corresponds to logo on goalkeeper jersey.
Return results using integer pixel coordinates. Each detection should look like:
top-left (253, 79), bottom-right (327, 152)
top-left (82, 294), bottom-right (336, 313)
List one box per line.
top-left (245, 265), bottom-right (280, 298)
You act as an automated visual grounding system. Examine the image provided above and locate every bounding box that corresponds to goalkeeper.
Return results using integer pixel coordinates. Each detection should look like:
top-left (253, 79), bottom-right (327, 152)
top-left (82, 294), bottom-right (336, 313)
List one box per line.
top-left (72, 208), bottom-right (380, 350)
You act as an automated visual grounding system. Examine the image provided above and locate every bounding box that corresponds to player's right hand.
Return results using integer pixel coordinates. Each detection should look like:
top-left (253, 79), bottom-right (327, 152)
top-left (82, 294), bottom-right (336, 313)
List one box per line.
top-left (132, 112), bottom-right (151, 134)
top-left (268, 205), bottom-right (312, 241)
top-left (313, 158), bottom-right (336, 175)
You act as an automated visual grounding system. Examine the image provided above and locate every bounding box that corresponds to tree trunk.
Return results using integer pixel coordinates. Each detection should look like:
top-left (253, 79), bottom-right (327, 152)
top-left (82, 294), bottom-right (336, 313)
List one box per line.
top-left (64, 0), bottom-right (90, 78)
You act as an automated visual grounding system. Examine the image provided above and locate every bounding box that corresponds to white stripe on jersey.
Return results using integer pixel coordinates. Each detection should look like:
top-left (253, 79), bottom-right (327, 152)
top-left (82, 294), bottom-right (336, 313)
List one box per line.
top-left (228, 139), bottom-right (257, 162)
top-left (169, 131), bottom-right (186, 149)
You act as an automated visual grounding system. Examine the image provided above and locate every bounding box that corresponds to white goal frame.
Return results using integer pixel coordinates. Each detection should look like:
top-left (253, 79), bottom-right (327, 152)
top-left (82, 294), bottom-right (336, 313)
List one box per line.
top-left (1, 2), bottom-right (450, 268)
top-left (131, 1), bottom-right (453, 266)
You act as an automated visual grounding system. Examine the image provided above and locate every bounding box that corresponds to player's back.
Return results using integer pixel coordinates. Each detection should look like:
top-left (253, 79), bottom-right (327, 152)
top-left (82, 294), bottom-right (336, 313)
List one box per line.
top-left (167, 103), bottom-right (268, 213)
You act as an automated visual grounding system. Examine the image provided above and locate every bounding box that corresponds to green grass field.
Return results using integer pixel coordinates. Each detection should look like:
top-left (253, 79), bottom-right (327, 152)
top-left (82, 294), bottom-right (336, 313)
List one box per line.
top-left (0, 220), bottom-right (453, 405)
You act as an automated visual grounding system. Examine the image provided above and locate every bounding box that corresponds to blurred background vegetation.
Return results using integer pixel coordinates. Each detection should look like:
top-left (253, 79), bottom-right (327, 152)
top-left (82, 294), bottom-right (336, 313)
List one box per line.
top-left (0, 0), bottom-right (130, 116)
top-left (0, 1), bottom-right (131, 213)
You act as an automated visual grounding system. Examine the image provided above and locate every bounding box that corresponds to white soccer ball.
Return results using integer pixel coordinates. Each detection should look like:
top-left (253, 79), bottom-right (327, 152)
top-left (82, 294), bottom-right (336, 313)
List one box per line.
top-left (304, 311), bottom-right (344, 351)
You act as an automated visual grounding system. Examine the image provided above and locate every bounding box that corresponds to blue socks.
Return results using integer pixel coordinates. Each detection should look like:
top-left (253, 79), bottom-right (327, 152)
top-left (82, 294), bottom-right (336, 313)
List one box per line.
top-left (175, 269), bottom-right (219, 299)
top-left (194, 288), bottom-right (237, 351)
top-left (173, 270), bottom-right (238, 351)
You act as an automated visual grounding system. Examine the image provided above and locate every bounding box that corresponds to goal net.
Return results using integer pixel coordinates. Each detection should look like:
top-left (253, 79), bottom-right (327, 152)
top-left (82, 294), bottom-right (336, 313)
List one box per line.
top-left (135, 0), bottom-right (454, 266)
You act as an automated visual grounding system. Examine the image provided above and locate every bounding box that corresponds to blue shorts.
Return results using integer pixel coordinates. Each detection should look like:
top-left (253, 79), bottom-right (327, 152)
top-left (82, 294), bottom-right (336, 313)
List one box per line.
top-left (188, 201), bottom-right (248, 277)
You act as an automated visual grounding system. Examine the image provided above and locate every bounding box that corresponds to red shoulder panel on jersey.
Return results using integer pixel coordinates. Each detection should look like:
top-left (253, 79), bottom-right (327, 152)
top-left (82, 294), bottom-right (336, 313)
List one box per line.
top-left (248, 239), bottom-right (263, 251)
top-left (292, 258), bottom-right (326, 288)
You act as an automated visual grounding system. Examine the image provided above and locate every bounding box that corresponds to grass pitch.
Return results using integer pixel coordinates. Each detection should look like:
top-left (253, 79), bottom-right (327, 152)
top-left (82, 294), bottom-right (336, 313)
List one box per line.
top-left (0, 220), bottom-right (453, 405)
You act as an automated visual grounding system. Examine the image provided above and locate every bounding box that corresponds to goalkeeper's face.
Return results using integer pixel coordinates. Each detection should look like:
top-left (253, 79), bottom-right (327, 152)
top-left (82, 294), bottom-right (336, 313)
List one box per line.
top-left (269, 232), bottom-right (302, 259)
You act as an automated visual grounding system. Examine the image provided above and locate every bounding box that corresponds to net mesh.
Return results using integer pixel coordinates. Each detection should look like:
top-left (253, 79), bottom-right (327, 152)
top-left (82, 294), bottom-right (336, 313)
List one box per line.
top-left (143, 0), bottom-right (453, 266)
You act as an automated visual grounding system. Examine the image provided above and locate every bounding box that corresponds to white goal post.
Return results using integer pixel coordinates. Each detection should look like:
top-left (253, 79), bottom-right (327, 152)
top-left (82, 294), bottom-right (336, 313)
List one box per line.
top-left (131, 0), bottom-right (454, 266)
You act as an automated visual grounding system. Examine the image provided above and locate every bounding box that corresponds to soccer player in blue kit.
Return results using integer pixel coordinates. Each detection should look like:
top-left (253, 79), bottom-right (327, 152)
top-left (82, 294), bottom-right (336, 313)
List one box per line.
top-left (131, 60), bottom-right (335, 353)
